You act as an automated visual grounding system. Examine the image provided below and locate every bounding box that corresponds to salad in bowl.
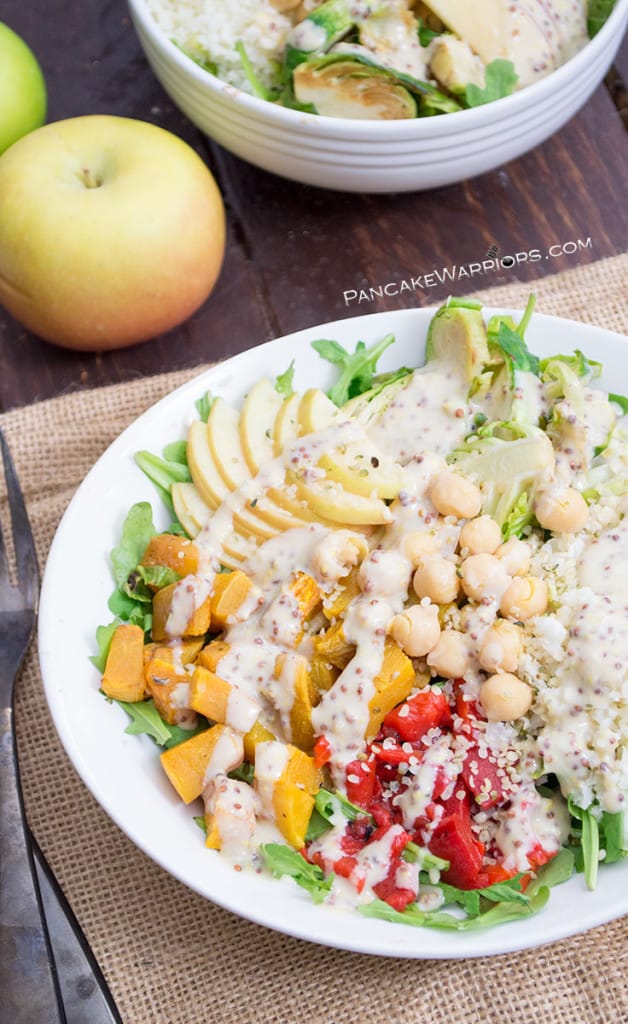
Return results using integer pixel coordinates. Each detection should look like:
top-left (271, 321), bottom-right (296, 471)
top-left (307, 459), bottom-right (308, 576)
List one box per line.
top-left (92, 296), bottom-right (627, 934)
top-left (144, 0), bottom-right (616, 119)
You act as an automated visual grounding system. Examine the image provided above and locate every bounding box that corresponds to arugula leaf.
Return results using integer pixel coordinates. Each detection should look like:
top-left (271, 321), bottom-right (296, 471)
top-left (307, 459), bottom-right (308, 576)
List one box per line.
top-left (229, 762), bottom-right (255, 786)
top-left (114, 698), bottom-right (206, 748)
top-left (194, 815), bottom-right (207, 833)
top-left (110, 502), bottom-right (156, 587)
top-left (260, 843), bottom-right (334, 903)
top-left (195, 392), bottom-right (214, 423)
top-left (275, 360), bottom-right (295, 398)
top-left (172, 39), bottom-right (218, 75)
top-left (312, 333), bottom-right (396, 406)
top-left (107, 588), bottom-right (152, 631)
top-left (495, 322), bottom-right (540, 383)
top-left (417, 21), bottom-right (442, 46)
top-left (305, 808), bottom-right (334, 842)
top-left (235, 40), bottom-right (278, 101)
top-left (90, 620), bottom-right (120, 672)
top-left (137, 564), bottom-right (181, 590)
top-left (525, 848), bottom-right (574, 897)
top-left (466, 59), bottom-right (518, 107)
top-left (599, 812), bottom-right (627, 864)
top-left (314, 787), bottom-right (369, 824)
top-left (587, 0), bottom-right (617, 37)
top-left (114, 698), bottom-right (172, 745)
top-left (609, 392), bottom-right (628, 415)
top-left (359, 889), bottom-right (549, 930)
top-left (539, 349), bottom-right (602, 380)
top-left (403, 843), bottom-right (449, 872)
top-left (162, 440), bottom-right (189, 465)
top-left (569, 798), bottom-right (600, 889)
top-left (135, 451), bottom-right (191, 516)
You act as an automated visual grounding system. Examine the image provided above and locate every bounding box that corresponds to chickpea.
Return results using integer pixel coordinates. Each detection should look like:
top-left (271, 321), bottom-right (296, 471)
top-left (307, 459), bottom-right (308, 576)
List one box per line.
top-left (500, 575), bottom-right (548, 621)
top-left (389, 604), bottom-right (441, 658)
top-left (402, 530), bottom-right (439, 567)
top-left (458, 515), bottom-right (502, 556)
top-left (478, 621), bottom-right (522, 673)
top-left (413, 555), bottom-right (459, 604)
top-left (459, 553), bottom-right (510, 603)
top-left (534, 487), bottom-right (588, 534)
top-left (311, 530), bottom-right (367, 582)
top-left (427, 629), bottom-right (470, 679)
top-left (428, 470), bottom-right (482, 520)
top-left (479, 672), bottom-right (533, 721)
top-left (496, 537), bottom-right (531, 576)
top-left (359, 549), bottom-right (411, 598)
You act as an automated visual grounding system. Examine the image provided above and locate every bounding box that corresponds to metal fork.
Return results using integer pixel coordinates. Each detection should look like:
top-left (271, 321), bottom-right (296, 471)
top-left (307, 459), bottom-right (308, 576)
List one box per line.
top-left (0, 427), bottom-right (65, 1022)
top-left (0, 429), bottom-right (124, 1024)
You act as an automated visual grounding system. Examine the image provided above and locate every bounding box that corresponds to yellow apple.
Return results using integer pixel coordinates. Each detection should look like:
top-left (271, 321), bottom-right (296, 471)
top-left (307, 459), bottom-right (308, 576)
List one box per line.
top-left (0, 115), bottom-right (225, 350)
top-left (0, 23), bottom-right (46, 155)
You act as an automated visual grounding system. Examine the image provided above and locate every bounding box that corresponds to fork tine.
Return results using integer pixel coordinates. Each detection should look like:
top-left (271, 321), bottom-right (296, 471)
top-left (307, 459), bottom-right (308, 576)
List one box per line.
top-left (0, 428), bottom-right (39, 607)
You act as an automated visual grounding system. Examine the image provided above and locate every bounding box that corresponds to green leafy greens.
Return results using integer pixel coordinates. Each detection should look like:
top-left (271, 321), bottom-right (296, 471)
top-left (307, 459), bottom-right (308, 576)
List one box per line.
top-left (311, 333), bottom-right (396, 406)
top-left (466, 59), bottom-right (518, 107)
top-left (260, 844), bottom-right (334, 903)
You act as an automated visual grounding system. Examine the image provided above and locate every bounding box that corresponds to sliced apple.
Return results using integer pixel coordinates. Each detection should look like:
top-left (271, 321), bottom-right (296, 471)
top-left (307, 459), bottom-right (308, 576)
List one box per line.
top-left (297, 388), bottom-right (339, 436)
top-left (172, 482), bottom-right (212, 537)
top-left (319, 441), bottom-right (405, 500)
top-left (240, 378), bottom-right (282, 473)
top-left (187, 420), bottom-right (230, 509)
top-left (245, 490), bottom-right (310, 532)
top-left (273, 392), bottom-right (300, 456)
top-left (171, 482), bottom-right (254, 568)
top-left (207, 397), bottom-right (251, 490)
top-left (286, 470), bottom-right (393, 525)
top-left (232, 504), bottom-right (278, 542)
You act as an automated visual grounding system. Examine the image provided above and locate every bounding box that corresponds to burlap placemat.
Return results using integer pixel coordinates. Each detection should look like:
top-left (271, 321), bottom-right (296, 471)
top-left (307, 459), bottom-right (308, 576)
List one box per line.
top-left (2, 254), bottom-right (627, 1024)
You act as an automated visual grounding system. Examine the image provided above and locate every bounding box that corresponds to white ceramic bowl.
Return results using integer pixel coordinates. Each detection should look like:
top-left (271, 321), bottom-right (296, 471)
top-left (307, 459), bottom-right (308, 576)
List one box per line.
top-left (128, 0), bottom-right (627, 192)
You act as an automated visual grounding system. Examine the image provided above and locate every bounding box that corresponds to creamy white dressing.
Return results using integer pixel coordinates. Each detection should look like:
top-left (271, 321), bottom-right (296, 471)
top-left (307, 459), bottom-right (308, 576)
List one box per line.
top-left (534, 517), bottom-right (628, 812)
top-left (203, 727), bottom-right (244, 787)
top-left (225, 685), bottom-right (261, 733)
top-left (204, 774), bottom-right (259, 863)
top-left (254, 740), bottom-right (289, 815)
top-left (393, 733), bottom-right (458, 830)
top-left (366, 364), bottom-right (472, 463)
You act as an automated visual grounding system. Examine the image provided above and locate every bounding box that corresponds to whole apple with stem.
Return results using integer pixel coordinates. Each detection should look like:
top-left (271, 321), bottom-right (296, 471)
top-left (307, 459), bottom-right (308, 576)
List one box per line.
top-left (0, 116), bottom-right (226, 351)
top-left (0, 22), bottom-right (47, 155)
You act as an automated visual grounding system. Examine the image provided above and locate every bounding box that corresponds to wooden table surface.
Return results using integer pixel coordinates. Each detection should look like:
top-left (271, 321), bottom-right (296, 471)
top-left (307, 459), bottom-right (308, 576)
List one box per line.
top-left (1, 1), bottom-right (626, 414)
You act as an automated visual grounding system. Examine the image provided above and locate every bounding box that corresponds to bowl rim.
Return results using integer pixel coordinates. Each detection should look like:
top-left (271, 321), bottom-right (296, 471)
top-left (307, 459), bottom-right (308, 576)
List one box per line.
top-left (128, 0), bottom-right (628, 136)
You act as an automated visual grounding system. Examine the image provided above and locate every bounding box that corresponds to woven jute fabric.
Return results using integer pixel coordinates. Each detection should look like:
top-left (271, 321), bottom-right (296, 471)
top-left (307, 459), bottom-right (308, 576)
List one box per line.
top-left (2, 254), bottom-right (627, 1024)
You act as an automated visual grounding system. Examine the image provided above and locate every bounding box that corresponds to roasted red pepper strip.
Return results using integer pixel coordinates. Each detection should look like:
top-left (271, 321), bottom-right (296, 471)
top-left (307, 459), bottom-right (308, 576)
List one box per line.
top-left (345, 758), bottom-right (377, 809)
top-left (313, 735), bottom-right (332, 769)
top-left (461, 744), bottom-right (509, 809)
top-left (429, 813), bottom-right (485, 889)
top-left (384, 689), bottom-right (452, 742)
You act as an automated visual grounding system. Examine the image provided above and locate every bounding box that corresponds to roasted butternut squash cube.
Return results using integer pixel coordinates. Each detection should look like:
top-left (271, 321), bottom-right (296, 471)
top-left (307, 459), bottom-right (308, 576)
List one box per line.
top-left (101, 624), bottom-right (146, 703)
top-left (145, 658), bottom-right (191, 725)
top-left (322, 567), bottom-right (361, 620)
top-left (366, 638), bottom-right (415, 739)
top-left (141, 533), bottom-right (199, 580)
top-left (152, 581), bottom-right (212, 641)
top-left (190, 665), bottom-right (230, 721)
top-left (290, 571), bottom-right (322, 620)
top-left (275, 652), bottom-right (315, 753)
top-left (144, 640), bottom-right (203, 671)
top-left (160, 724), bottom-right (229, 804)
top-left (313, 621), bottom-right (355, 669)
top-left (273, 781), bottom-right (315, 849)
top-left (310, 653), bottom-right (337, 696)
top-left (210, 569), bottom-right (257, 629)
top-left (243, 720), bottom-right (276, 762)
top-left (196, 640), bottom-right (231, 673)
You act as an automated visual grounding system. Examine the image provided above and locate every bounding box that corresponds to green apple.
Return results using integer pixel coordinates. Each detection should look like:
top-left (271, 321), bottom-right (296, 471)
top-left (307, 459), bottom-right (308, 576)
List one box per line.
top-left (0, 22), bottom-right (47, 155)
top-left (0, 115), bottom-right (226, 350)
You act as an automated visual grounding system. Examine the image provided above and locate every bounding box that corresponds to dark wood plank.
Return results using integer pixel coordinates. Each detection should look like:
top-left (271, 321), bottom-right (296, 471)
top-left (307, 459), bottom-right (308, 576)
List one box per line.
top-left (213, 78), bottom-right (627, 337)
top-left (1, 0), bottom-right (626, 413)
top-left (0, 1), bottom-right (272, 411)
